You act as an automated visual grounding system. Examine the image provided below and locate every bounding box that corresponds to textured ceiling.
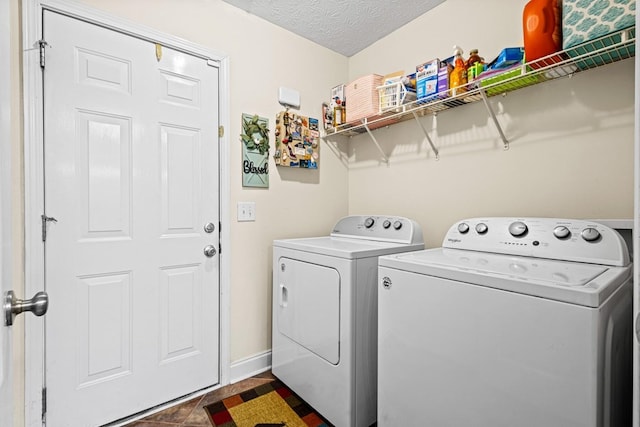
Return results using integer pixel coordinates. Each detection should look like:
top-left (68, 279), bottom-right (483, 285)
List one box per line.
top-left (222, 0), bottom-right (446, 57)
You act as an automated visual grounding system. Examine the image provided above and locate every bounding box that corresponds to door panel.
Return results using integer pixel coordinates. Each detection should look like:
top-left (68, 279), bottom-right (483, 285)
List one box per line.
top-left (160, 125), bottom-right (201, 233)
top-left (76, 272), bottom-right (132, 387)
top-left (78, 111), bottom-right (132, 239)
top-left (44, 11), bottom-right (219, 426)
top-left (77, 48), bottom-right (131, 93)
top-left (159, 264), bottom-right (202, 362)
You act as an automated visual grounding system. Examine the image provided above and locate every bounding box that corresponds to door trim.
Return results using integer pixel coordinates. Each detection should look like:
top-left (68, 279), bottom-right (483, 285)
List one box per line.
top-left (0, 0), bottom-right (14, 423)
top-left (633, 8), bottom-right (640, 427)
top-left (22, 2), bottom-right (231, 425)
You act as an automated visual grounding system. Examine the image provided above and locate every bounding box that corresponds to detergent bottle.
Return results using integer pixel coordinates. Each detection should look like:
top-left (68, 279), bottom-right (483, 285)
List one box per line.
top-left (466, 49), bottom-right (485, 83)
top-left (450, 45), bottom-right (467, 97)
top-left (523, 0), bottom-right (561, 64)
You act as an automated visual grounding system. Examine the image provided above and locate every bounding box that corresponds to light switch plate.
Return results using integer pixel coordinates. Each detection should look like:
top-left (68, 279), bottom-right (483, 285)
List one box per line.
top-left (237, 202), bottom-right (256, 222)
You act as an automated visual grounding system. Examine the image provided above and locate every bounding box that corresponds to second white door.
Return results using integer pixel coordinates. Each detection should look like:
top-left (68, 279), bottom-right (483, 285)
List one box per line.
top-left (43, 11), bottom-right (220, 426)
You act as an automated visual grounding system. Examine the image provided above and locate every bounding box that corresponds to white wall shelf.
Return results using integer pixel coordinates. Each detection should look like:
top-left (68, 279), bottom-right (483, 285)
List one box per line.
top-left (324, 27), bottom-right (636, 160)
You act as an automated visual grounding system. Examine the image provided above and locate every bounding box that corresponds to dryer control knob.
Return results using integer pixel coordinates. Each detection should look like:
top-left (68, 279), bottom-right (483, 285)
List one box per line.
top-left (364, 217), bottom-right (375, 228)
top-left (581, 227), bottom-right (601, 242)
top-left (393, 220), bottom-right (403, 230)
top-left (475, 223), bottom-right (488, 234)
top-left (553, 226), bottom-right (571, 239)
top-left (383, 220), bottom-right (391, 229)
top-left (457, 223), bottom-right (470, 234)
top-left (509, 221), bottom-right (528, 237)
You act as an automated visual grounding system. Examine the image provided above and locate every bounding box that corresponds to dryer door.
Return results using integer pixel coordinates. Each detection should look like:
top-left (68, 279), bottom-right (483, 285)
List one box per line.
top-left (276, 257), bottom-right (340, 364)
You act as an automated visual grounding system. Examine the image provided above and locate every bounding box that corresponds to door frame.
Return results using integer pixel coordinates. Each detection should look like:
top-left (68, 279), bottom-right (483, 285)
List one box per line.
top-left (634, 8), bottom-right (640, 427)
top-left (22, 1), bottom-right (231, 425)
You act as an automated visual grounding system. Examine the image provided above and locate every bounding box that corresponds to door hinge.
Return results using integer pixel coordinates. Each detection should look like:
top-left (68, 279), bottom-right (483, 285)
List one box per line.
top-left (38, 40), bottom-right (48, 69)
top-left (41, 214), bottom-right (58, 242)
top-left (41, 387), bottom-right (47, 420)
top-left (218, 125), bottom-right (224, 138)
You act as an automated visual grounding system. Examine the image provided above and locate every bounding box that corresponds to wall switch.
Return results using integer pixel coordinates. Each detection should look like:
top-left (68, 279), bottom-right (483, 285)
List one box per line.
top-left (237, 202), bottom-right (256, 222)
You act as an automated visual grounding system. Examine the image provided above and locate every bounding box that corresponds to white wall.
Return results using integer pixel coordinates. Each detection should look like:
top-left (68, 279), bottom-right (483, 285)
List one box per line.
top-left (339, 0), bottom-right (634, 247)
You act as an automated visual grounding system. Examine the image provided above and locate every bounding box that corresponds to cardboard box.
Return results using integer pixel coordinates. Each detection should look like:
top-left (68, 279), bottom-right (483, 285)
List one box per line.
top-left (563, 0), bottom-right (635, 49)
top-left (416, 59), bottom-right (439, 103)
top-left (437, 57), bottom-right (453, 99)
top-left (330, 84), bottom-right (345, 109)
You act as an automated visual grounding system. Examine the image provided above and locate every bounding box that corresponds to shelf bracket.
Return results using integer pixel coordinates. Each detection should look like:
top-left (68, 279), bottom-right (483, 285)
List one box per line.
top-left (411, 111), bottom-right (439, 160)
top-left (479, 89), bottom-right (509, 150)
top-left (362, 120), bottom-right (389, 165)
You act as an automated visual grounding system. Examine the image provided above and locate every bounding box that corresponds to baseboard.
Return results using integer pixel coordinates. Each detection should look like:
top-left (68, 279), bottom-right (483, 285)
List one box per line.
top-left (229, 350), bottom-right (272, 384)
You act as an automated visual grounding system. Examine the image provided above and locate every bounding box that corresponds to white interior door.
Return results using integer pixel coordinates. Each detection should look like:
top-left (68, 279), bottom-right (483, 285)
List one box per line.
top-left (43, 11), bottom-right (220, 426)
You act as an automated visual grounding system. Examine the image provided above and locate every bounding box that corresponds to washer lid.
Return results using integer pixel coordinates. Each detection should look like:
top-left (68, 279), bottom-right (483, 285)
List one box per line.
top-left (274, 236), bottom-right (424, 259)
top-left (379, 248), bottom-right (631, 307)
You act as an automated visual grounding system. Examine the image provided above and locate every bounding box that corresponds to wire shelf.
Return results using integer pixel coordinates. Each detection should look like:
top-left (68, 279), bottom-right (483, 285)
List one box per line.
top-left (325, 27), bottom-right (635, 138)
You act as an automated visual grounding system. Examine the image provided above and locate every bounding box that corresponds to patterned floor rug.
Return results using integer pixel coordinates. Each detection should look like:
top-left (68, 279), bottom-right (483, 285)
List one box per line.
top-left (204, 379), bottom-right (333, 427)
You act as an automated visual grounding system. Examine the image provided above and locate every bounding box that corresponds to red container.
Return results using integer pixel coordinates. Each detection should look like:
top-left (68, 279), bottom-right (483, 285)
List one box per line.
top-left (523, 0), bottom-right (562, 64)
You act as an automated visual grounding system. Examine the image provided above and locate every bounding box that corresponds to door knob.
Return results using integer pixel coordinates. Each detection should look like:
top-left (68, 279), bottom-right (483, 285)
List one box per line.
top-left (204, 245), bottom-right (217, 258)
top-left (203, 222), bottom-right (215, 233)
top-left (4, 290), bottom-right (49, 326)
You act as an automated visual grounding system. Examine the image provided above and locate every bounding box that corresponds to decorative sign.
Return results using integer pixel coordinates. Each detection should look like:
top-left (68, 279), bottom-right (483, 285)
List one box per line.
top-left (240, 114), bottom-right (269, 188)
top-left (241, 113), bottom-right (269, 188)
top-left (274, 111), bottom-right (319, 169)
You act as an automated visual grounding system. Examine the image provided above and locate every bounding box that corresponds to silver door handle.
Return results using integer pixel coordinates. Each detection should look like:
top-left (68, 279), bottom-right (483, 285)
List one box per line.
top-left (4, 290), bottom-right (49, 326)
top-left (204, 245), bottom-right (217, 258)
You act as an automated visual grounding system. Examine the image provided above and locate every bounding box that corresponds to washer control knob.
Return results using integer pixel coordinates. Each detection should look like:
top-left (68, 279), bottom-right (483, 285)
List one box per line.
top-left (509, 221), bottom-right (528, 237)
top-left (393, 220), bottom-right (403, 230)
top-left (581, 227), bottom-right (601, 242)
top-left (457, 223), bottom-right (470, 234)
top-left (364, 217), bottom-right (375, 228)
top-left (383, 220), bottom-right (391, 229)
top-left (553, 226), bottom-right (571, 239)
top-left (475, 223), bottom-right (488, 234)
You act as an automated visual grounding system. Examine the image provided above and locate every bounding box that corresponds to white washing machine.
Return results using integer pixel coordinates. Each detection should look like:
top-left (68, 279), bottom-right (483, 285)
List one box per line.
top-left (378, 218), bottom-right (633, 427)
top-left (272, 215), bottom-right (424, 427)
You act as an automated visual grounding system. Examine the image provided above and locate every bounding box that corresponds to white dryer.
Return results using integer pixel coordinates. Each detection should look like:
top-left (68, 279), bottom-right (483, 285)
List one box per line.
top-left (272, 215), bottom-right (424, 427)
top-left (378, 218), bottom-right (632, 427)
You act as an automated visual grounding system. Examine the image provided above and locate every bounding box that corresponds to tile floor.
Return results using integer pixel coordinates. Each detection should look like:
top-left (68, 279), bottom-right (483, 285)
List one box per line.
top-left (123, 371), bottom-right (276, 427)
